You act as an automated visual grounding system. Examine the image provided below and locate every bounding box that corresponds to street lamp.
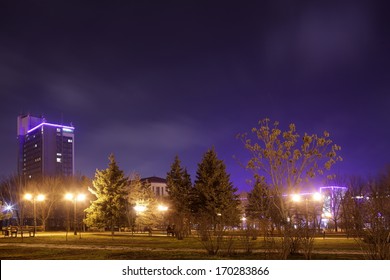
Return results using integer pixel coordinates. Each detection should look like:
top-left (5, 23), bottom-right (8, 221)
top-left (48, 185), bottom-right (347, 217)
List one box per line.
top-left (65, 193), bottom-right (86, 235)
top-left (291, 194), bottom-right (301, 203)
top-left (134, 204), bottom-right (147, 213)
top-left (134, 204), bottom-right (147, 233)
top-left (241, 216), bottom-right (247, 230)
top-left (24, 193), bottom-right (45, 233)
top-left (157, 205), bottom-right (168, 212)
top-left (157, 204), bottom-right (168, 229)
top-left (291, 192), bottom-right (323, 234)
top-left (2, 203), bottom-right (13, 226)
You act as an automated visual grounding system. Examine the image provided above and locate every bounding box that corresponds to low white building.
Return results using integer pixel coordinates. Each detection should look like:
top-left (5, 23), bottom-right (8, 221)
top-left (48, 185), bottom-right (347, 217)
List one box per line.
top-left (141, 176), bottom-right (168, 198)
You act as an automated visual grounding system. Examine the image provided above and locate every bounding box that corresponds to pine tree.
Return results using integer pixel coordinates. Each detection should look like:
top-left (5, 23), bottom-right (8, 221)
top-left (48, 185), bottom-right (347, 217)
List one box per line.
top-left (84, 154), bottom-right (128, 235)
top-left (246, 178), bottom-right (273, 235)
top-left (192, 148), bottom-right (240, 230)
top-left (166, 155), bottom-right (192, 239)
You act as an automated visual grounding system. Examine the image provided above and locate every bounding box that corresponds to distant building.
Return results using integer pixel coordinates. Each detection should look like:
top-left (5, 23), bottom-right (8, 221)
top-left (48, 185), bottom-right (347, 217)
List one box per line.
top-left (17, 114), bottom-right (75, 179)
top-left (141, 176), bottom-right (168, 198)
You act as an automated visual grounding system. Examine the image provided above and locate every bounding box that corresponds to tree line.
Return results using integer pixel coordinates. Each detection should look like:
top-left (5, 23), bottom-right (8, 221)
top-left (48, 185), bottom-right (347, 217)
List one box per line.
top-left (1, 118), bottom-right (389, 259)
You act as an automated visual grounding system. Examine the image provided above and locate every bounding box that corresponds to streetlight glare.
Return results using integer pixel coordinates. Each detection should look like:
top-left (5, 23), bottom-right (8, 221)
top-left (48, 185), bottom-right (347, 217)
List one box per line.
top-left (64, 192), bottom-right (86, 235)
top-left (77, 194), bottom-right (86, 201)
top-left (292, 194), bottom-right (301, 202)
top-left (312, 192), bottom-right (322, 201)
top-left (134, 205), bottom-right (147, 212)
top-left (157, 205), bottom-right (168, 211)
top-left (23, 193), bottom-right (45, 234)
top-left (4, 204), bottom-right (13, 211)
top-left (323, 212), bottom-right (332, 218)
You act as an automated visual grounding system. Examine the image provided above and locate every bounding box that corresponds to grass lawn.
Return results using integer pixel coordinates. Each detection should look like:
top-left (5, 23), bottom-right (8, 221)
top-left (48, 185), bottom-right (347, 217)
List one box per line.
top-left (0, 231), bottom-right (366, 260)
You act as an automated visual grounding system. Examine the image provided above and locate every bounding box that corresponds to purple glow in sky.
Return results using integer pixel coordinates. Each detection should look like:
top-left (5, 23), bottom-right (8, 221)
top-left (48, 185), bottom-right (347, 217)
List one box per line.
top-left (1, 1), bottom-right (389, 191)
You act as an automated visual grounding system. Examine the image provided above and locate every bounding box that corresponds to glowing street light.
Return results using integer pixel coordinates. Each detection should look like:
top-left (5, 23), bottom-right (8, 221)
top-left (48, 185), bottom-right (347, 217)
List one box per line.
top-left (133, 204), bottom-right (147, 234)
top-left (291, 192), bottom-right (324, 235)
top-left (312, 192), bottom-right (323, 201)
top-left (4, 203), bottom-right (13, 212)
top-left (65, 193), bottom-right (86, 235)
top-left (323, 212), bottom-right (332, 218)
top-left (291, 194), bottom-right (301, 203)
top-left (157, 205), bottom-right (168, 212)
top-left (157, 204), bottom-right (168, 229)
top-left (134, 204), bottom-right (147, 213)
top-left (24, 193), bottom-right (45, 233)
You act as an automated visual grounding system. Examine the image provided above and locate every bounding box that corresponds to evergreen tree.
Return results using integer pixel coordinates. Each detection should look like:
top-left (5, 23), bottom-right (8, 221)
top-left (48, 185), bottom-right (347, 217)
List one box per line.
top-left (166, 155), bottom-right (192, 239)
top-left (127, 173), bottom-right (158, 232)
top-left (85, 154), bottom-right (128, 235)
top-left (246, 178), bottom-right (273, 235)
top-left (192, 148), bottom-right (240, 230)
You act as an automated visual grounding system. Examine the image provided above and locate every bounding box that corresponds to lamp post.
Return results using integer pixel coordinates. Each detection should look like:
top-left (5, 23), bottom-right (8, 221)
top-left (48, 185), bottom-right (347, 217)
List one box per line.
top-left (24, 193), bottom-right (45, 233)
top-left (157, 204), bottom-right (168, 229)
top-left (134, 204), bottom-right (147, 233)
top-left (65, 193), bottom-right (86, 235)
top-left (291, 192), bottom-right (323, 235)
top-left (2, 203), bottom-right (13, 227)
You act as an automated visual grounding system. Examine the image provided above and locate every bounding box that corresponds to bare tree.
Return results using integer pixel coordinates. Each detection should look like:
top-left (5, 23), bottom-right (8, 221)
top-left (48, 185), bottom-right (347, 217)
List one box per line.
top-left (342, 170), bottom-right (390, 259)
top-left (23, 176), bottom-right (68, 231)
top-left (238, 118), bottom-right (342, 259)
top-left (0, 175), bottom-right (27, 226)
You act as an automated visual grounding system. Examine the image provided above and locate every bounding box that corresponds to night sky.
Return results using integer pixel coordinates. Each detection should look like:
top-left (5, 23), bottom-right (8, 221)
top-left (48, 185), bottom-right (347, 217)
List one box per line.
top-left (1, 1), bottom-right (389, 192)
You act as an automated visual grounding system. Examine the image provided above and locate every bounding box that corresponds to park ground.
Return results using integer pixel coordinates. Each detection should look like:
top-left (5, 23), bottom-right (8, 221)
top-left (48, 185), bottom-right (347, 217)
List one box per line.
top-left (0, 231), bottom-right (368, 260)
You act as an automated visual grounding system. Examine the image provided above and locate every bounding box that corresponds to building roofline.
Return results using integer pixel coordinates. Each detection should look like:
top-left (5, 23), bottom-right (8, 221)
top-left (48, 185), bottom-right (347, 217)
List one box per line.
top-left (141, 176), bottom-right (166, 183)
top-left (27, 122), bottom-right (75, 134)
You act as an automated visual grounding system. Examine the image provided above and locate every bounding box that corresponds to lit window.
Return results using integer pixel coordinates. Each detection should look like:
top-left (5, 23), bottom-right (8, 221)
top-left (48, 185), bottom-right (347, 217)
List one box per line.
top-left (68, 139), bottom-right (73, 143)
top-left (63, 128), bottom-right (73, 133)
top-left (34, 144), bottom-right (38, 148)
top-left (56, 153), bottom-right (62, 156)
top-left (57, 158), bottom-right (62, 163)
top-left (57, 128), bottom-right (61, 132)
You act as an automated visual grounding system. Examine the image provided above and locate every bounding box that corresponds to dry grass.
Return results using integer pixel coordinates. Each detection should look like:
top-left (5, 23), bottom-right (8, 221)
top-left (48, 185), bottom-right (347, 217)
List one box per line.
top-left (0, 231), bottom-right (365, 260)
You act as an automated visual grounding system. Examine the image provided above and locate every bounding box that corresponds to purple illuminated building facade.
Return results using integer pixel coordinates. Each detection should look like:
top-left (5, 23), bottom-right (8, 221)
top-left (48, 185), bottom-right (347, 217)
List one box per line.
top-left (17, 115), bottom-right (75, 179)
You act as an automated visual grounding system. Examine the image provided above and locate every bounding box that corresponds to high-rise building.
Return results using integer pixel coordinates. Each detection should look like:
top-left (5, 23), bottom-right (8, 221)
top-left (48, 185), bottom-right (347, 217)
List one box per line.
top-left (17, 115), bottom-right (75, 179)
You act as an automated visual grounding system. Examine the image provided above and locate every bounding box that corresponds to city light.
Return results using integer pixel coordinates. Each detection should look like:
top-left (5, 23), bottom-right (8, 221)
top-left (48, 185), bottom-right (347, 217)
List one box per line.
top-left (3, 203), bottom-right (13, 212)
top-left (24, 193), bottom-right (45, 233)
top-left (312, 192), bottom-right (322, 201)
top-left (134, 204), bottom-right (147, 213)
top-left (157, 205), bottom-right (168, 212)
top-left (291, 194), bottom-right (301, 202)
top-left (27, 122), bottom-right (75, 134)
top-left (65, 193), bottom-right (86, 235)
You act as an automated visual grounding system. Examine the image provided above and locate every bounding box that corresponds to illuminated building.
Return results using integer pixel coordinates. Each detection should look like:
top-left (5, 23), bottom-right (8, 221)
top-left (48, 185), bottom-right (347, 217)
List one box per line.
top-left (319, 186), bottom-right (348, 229)
top-left (240, 185), bottom-right (348, 230)
top-left (141, 176), bottom-right (168, 197)
top-left (17, 115), bottom-right (75, 179)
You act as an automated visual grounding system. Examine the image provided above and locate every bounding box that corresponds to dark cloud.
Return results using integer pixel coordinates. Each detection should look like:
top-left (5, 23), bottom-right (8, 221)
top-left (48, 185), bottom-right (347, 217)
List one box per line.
top-left (1, 1), bottom-right (390, 190)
